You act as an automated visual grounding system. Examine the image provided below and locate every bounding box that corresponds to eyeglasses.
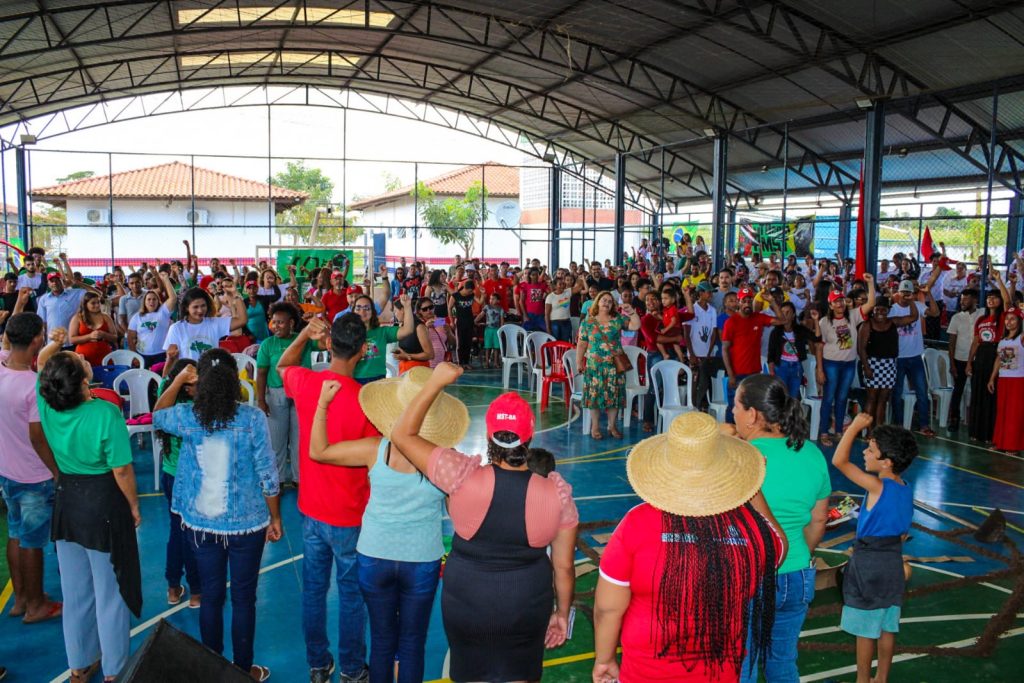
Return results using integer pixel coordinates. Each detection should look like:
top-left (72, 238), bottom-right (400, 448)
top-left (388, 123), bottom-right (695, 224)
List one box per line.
top-left (353, 305), bottom-right (372, 311)
top-left (419, 306), bottom-right (434, 312)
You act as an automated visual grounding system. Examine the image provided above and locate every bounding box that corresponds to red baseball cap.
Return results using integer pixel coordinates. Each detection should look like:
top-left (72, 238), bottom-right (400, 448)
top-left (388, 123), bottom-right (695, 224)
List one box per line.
top-left (331, 270), bottom-right (345, 279)
top-left (486, 393), bottom-right (535, 448)
top-left (828, 290), bottom-right (846, 303)
top-left (345, 285), bottom-right (363, 295)
top-left (46, 272), bottom-right (62, 281)
top-left (737, 286), bottom-right (755, 300)
top-left (198, 275), bottom-right (215, 291)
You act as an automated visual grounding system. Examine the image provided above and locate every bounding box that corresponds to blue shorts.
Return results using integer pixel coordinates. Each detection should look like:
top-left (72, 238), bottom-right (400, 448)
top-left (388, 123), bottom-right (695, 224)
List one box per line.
top-left (0, 477), bottom-right (55, 549)
top-left (840, 604), bottom-right (901, 638)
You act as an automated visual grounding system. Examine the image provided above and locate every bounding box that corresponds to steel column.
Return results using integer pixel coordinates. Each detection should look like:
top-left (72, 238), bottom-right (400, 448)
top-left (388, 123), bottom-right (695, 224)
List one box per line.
top-left (549, 165), bottom-right (561, 269)
top-left (711, 135), bottom-right (728, 272)
top-left (726, 208), bottom-right (736, 266)
top-left (614, 153), bottom-right (626, 264)
top-left (1008, 192), bottom-right (1023, 261)
top-left (837, 203), bottom-right (852, 259)
top-left (863, 103), bottom-right (886, 274)
top-left (15, 147), bottom-right (28, 247)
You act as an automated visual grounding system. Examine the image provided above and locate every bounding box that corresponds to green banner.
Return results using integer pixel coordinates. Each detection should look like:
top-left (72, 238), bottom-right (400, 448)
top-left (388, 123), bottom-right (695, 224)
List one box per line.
top-left (276, 249), bottom-right (354, 282)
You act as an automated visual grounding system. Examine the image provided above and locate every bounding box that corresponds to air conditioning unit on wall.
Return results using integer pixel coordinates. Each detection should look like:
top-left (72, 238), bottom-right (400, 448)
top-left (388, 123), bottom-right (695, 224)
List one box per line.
top-left (86, 208), bottom-right (110, 224)
top-left (185, 209), bottom-right (209, 225)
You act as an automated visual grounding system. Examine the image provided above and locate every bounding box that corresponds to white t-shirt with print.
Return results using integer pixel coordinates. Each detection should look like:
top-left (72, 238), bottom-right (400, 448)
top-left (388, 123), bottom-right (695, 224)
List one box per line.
top-left (889, 302), bottom-right (927, 358)
top-left (997, 336), bottom-right (1024, 378)
top-left (128, 307), bottom-right (172, 355)
top-left (163, 316), bottom-right (231, 360)
top-left (545, 290), bottom-right (572, 321)
top-left (687, 302), bottom-right (718, 358)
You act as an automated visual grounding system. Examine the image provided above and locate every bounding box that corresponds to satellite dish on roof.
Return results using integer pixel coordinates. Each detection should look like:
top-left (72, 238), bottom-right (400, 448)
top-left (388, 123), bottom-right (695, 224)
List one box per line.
top-left (495, 201), bottom-right (521, 230)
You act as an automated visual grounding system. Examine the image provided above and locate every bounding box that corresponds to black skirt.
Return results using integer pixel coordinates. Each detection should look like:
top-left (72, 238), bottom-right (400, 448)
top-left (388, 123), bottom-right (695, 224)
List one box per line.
top-left (969, 343), bottom-right (998, 441)
top-left (843, 535), bottom-right (905, 610)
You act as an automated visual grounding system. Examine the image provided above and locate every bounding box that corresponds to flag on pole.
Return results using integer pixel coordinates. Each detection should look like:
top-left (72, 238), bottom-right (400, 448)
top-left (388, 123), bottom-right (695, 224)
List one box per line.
top-left (854, 165), bottom-right (867, 278)
top-left (920, 226), bottom-right (955, 270)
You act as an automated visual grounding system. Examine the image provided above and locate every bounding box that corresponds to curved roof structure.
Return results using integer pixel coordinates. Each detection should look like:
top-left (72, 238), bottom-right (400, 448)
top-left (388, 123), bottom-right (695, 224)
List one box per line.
top-left (1, 1), bottom-right (1022, 207)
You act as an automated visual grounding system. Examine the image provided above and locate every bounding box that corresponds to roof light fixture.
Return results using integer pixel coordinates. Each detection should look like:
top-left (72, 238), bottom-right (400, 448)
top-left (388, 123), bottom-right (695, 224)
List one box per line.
top-left (179, 52), bottom-right (357, 68)
top-left (855, 98), bottom-right (873, 110)
top-left (178, 7), bottom-right (394, 28)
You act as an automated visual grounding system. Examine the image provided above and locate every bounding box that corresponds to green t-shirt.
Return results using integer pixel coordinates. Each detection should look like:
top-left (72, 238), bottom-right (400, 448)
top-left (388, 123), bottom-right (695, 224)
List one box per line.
top-left (256, 334), bottom-right (317, 388)
top-left (157, 378), bottom-right (190, 476)
top-left (37, 390), bottom-right (133, 475)
top-left (355, 325), bottom-right (400, 379)
top-left (752, 436), bottom-right (832, 575)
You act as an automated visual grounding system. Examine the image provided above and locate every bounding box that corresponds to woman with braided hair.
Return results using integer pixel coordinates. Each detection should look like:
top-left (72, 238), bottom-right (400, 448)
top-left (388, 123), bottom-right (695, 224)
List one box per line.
top-left (592, 411), bottom-right (787, 682)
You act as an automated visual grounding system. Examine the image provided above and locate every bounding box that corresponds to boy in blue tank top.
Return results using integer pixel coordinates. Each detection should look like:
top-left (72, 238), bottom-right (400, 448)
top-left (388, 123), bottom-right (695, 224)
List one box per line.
top-left (831, 413), bottom-right (918, 683)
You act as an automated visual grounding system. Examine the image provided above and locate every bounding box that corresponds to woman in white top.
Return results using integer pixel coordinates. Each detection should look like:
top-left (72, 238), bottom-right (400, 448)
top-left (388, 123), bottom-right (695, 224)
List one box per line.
top-left (989, 309), bottom-right (1024, 455)
top-left (127, 272), bottom-right (177, 368)
top-left (811, 274), bottom-right (875, 446)
top-left (163, 287), bottom-right (247, 368)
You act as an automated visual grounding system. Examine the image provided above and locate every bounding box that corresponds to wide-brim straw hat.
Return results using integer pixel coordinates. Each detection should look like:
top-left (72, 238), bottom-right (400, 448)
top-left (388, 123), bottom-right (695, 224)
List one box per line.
top-left (626, 411), bottom-right (765, 517)
top-left (359, 366), bottom-right (469, 448)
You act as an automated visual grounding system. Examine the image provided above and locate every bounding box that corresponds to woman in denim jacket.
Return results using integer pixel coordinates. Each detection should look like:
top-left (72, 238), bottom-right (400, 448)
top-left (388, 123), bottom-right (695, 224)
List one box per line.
top-left (153, 348), bottom-right (282, 682)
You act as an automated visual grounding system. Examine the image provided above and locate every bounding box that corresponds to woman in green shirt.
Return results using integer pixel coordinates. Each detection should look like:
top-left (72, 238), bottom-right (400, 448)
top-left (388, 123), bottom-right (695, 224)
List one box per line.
top-left (37, 331), bottom-right (141, 682)
top-left (354, 293), bottom-right (415, 385)
top-left (157, 359), bottom-right (201, 608)
top-left (731, 374), bottom-right (831, 682)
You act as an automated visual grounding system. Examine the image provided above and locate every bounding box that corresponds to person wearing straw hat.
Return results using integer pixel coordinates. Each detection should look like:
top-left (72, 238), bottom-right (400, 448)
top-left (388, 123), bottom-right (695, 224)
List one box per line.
top-left (308, 366), bottom-right (469, 683)
top-left (390, 363), bottom-right (579, 683)
top-left (592, 411), bottom-right (787, 683)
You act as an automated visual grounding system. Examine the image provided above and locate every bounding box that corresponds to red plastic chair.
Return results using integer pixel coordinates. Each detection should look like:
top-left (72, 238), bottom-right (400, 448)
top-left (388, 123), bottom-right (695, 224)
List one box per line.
top-left (540, 341), bottom-right (574, 411)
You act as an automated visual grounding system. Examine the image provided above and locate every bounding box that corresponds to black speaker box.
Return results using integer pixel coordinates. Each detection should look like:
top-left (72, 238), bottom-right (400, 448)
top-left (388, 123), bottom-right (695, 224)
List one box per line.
top-left (114, 619), bottom-right (252, 682)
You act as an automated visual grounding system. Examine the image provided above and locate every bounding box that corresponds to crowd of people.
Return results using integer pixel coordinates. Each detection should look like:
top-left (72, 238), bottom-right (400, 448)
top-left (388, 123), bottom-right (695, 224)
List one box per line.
top-left (0, 233), bottom-right (1022, 682)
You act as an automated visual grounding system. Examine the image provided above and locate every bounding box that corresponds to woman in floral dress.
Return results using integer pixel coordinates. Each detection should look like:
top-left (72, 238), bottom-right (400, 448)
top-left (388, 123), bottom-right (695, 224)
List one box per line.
top-left (576, 290), bottom-right (641, 440)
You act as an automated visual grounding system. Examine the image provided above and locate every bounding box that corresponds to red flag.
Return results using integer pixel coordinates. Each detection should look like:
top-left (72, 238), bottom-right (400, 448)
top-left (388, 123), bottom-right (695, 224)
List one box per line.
top-left (921, 226), bottom-right (955, 270)
top-left (854, 165), bottom-right (867, 278)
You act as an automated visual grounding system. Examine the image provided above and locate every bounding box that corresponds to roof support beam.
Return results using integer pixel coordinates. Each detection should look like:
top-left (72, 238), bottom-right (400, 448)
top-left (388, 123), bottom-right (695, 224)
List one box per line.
top-left (614, 153), bottom-right (626, 264)
top-left (863, 102), bottom-right (885, 275)
top-left (711, 133), bottom-right (728, 272)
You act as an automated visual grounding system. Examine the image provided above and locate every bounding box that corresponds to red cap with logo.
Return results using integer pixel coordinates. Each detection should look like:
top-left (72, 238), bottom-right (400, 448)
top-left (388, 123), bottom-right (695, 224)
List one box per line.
top-left (828, 290), bottom-right (845, 303)
top-left (737, 286), bottom-right (755, 300)
top-left (345, 285), bottom-right (363, 295)
top-left (485, 393), bottom-right (536, 448)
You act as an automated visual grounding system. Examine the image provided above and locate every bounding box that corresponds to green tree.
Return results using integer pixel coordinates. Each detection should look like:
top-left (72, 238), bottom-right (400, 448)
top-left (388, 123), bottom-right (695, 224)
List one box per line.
top-left (382, 171), bottom-right (403, 193)
top-left (55, 170), bottom-right (94, 184)
top-left (412, 180), bottom-right (488, 257)
top-left (271, 161), bottom-right (362, 245)
top-left (29, 204), bottom-right (67, 253)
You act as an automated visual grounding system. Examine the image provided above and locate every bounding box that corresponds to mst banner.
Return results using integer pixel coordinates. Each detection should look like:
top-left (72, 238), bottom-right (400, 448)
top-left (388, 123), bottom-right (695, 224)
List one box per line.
top-left (275, 249), bottom-right (353, 282)
top-left (738, 217), bottom-right (815, 259)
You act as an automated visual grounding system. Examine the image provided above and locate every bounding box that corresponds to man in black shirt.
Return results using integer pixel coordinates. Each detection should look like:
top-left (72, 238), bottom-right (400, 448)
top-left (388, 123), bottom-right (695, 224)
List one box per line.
top-left (0, 273), bottom-right (36, 335)
top-left (583, 261), bottom-right (616, 292)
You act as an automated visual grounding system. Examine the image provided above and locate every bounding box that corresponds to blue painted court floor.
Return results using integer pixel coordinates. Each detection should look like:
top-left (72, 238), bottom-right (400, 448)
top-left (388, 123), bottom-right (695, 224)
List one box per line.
top-left (2, 368), bottom-right (1022, 681)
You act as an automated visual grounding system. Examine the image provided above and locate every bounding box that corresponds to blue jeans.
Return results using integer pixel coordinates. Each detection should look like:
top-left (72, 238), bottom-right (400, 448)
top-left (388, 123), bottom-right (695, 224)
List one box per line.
top-left (774, 360), bottom-right (803, 400)
top-left (892, 355), bottom-right (930, 429)
top-left (726, 373), bottom-right (752, 424)
top-left (523, 312), bottom-right (545, 332)
top-left (821, 359), bottom-right (857, 435)
top-left (302, 516), bottom-right (367, 675)
top-left (549, 319), bottom-right (572, 343)
top-left (741, 566), bottom-right (816, 683)
top-left (189, 528), bottom-right (266, 672)
top-left (0, 476), bottom-right (54, 549)
top-left (357, 554), bottom-right (441, 683)
top-left (161, 472), bottom-right (200, 592)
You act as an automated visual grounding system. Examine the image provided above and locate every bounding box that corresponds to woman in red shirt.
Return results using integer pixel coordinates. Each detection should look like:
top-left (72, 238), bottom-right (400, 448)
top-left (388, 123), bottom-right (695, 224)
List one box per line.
top-left (593, 412), bottom-right (786, 683)
top-left (69, 292), bottom-right (118, 367)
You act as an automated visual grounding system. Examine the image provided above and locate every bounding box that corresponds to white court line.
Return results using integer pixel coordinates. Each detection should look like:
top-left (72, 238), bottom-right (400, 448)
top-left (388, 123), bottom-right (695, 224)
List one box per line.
top-left (48, 554), bottom-right (305, 683)
top-left (799, 626), bottom-right (1024, 682)
top-left (799, 612), bottom-right (1016, 638)
top-left (929, 433), bottom-right (1024, 462)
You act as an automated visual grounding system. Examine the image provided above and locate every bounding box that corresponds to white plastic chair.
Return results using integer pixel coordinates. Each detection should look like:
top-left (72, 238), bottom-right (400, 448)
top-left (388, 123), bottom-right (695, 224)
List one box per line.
top-left (499, 324), bottom-right (529, 390)
top-left (622, 346), bottom-right (649, 428)
top-left (239, 379), bottom-right (256, 406)
top-left (923, 348), bottom-right (952, 428)
top-left (898, 377), bottom-right (918, 430)
top-left (801, 358), bottom-right (823, 440)
top-left (569, 316), bottom-right (581, 344)
top-left (562, 353), bottom-right (590, 433)
top-left (526, 331), bottom-right (555, 393)
top-left (385, 343), bottom-right (399, 378)
top-left (311, 361), bottom-right (331, 372)
top-left (233, 353), bottom-right (258, 382)
top-left (708, 368), bottom-right (728, 422)
top-left (651, 360), bottom-right (692, 433)
top-left (312, 349), bottom-right (331, 365)
top-left (112, 368), bottom-right (162, 491)
top-left (101, 349), bottom-right (144, 369)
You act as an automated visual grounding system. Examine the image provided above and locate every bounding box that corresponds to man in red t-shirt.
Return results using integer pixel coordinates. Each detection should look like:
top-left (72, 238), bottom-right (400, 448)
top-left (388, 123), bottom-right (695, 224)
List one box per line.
top-left (320, 270), bottom-right (348, 323)
top-left (278, 314), bottom-right (377, 681)
top-left (722, 286), bottom-right (776, 423)
top-left (482, 264), bottom-right (513, 312)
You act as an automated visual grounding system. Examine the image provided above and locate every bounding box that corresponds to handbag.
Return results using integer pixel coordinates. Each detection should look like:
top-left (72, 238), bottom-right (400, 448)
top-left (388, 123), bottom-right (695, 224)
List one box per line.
top-left (612, 350), bottom-right (632, 374)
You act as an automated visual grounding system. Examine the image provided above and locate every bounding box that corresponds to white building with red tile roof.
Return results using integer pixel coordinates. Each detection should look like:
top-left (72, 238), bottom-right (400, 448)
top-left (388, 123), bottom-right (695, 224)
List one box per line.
top-left (30, 161), bottom-right (306, 269)
top-left (350, 163), bottom-right (529, 266)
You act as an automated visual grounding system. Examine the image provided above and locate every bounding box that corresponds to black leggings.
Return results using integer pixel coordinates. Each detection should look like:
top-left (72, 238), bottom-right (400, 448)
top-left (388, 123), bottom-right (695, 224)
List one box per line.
top-left (455, 319), bottom-right (474, 365)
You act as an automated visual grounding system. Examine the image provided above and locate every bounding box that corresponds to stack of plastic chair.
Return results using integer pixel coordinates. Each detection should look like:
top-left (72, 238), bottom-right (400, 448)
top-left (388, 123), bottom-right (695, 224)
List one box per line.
top-left (539, 341), bottom-right (574, 410)
top-left (651, 360), bottom-right (692, 433)
top-left (112, 368), bottom-right (163, 491)
top-left (499, 324), bottom-right (529, 390)
top-left (923, 348), bottom-right (953, 428)
top-left (526, 331), bottom-right (555, 394)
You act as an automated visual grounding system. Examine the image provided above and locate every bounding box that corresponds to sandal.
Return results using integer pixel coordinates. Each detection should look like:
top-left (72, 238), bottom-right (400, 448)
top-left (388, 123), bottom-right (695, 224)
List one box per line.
top-left (590, 430), bottom-right (604, 441)
top-left (188, 593), bottom-right (202, 609)
top-left (21, 600), bottom-right (62, 624)
top-left (70, 660), bottom-right (100, 683)
top-left (642, 422), bottom-right (654, 433)
top-left (609, 428), bottom-right (623, 439)
top-left (167, 586), bottom-right (185, 605)
top-left (819, 433), bottom-right (835, 447)
top-left (919, 427), bottom-right (936, 438)
top-left (249, 664), bottom-right (271, 681)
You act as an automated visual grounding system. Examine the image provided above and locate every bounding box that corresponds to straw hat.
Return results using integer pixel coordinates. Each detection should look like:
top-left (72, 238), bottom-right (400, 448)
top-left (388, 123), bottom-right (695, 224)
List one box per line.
top-left (358, 366), bottom-right (469, 448)
top-left (626, 411), bottom-right (765, 517)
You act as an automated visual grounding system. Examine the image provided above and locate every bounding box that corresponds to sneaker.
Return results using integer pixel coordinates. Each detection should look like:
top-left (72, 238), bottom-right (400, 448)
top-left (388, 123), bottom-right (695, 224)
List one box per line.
top-left (339, 666), bottom-right (369, 683)
top-left (310, 657), bottom-right (335, 683)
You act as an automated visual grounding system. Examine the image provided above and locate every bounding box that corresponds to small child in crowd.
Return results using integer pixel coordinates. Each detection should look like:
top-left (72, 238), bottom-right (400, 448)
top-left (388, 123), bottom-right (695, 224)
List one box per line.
top-left (657, 285), bottom-right (686, 362)
top-left (831, 413), bottom-right (918, 683)
top-left (476, 293), bottom-right (505, 369)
